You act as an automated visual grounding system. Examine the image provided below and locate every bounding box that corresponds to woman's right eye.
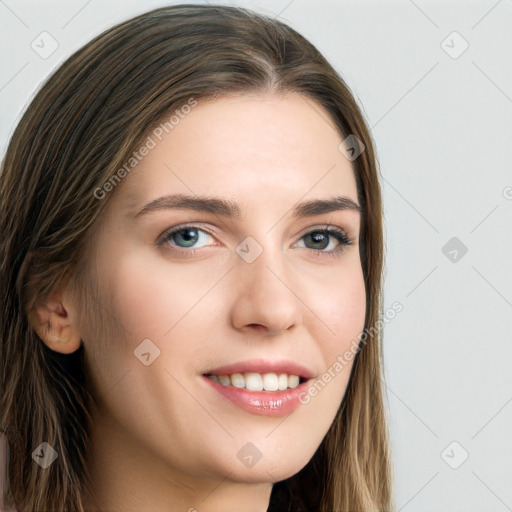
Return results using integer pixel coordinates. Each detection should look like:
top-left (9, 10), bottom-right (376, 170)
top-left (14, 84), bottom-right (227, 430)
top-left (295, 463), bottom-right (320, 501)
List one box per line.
top-left (159, 226), bottom-right (215, 250)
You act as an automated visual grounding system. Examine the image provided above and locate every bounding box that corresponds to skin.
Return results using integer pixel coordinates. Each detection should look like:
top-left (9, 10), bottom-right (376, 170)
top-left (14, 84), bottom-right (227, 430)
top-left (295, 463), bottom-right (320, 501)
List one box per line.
top-left (30, 92), bottom-right (366, 511)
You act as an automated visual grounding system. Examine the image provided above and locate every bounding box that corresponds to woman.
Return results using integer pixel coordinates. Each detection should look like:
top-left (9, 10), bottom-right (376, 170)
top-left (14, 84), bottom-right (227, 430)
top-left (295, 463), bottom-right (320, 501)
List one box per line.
top-left (0, 4), bottom-right (394, 511)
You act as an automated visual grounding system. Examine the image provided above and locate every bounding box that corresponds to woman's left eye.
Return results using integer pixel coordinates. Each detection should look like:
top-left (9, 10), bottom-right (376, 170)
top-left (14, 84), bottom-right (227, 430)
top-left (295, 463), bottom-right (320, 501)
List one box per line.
top-left (294, 227), bottom-right (351, 255)
top-left (158, 225), bottom-right (351, 256)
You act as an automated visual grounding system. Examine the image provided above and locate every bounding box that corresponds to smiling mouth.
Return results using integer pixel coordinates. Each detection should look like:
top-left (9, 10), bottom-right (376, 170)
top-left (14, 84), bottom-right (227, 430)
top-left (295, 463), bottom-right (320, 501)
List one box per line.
top-left (202, 359), bottom-right (314, 416)
top-left (203, 372), bottom-right (308, 392)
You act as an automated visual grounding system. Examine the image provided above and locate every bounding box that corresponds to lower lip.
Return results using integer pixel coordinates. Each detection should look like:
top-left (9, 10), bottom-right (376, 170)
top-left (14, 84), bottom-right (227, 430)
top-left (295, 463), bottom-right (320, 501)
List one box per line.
top-left (202, 376), bottom-right (310, 417)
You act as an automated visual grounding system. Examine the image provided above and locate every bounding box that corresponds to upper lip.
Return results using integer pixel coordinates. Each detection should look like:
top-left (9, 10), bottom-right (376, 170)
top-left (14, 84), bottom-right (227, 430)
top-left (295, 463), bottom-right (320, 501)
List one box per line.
top-left (203, 358), bottom-right (315, 379)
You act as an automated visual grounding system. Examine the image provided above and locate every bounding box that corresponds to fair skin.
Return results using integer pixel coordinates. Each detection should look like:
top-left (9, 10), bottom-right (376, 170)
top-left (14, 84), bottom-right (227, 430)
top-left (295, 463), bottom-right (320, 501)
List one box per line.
top-left (29, 92), bottom-right (366, 511)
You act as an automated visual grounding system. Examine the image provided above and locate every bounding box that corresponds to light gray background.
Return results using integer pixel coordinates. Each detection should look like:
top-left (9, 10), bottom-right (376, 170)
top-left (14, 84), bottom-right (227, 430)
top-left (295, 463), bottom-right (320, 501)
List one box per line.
top-left (1, 1), bottom-right (511, 511)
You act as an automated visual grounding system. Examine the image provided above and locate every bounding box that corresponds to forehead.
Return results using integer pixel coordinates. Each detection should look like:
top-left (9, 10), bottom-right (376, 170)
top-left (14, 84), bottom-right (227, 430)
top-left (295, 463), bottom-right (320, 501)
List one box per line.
top-left (116, 92), bottom-right (359, 216)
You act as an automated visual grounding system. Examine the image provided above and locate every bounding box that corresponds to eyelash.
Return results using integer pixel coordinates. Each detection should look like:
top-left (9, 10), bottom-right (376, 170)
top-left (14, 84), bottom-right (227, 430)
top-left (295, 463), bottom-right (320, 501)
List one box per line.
top-left (157, 224), bottom-right (352, 259)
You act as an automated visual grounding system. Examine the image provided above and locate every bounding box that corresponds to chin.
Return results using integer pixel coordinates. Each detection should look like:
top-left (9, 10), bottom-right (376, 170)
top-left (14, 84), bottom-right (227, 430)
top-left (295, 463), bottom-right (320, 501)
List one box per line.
top-left (215, 444), bottom-right (317, 484)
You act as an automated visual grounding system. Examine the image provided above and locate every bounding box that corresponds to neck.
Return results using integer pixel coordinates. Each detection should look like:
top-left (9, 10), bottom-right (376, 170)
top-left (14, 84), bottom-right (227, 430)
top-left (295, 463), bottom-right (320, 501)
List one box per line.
top-left (82, 402), bottom-right (272, 512)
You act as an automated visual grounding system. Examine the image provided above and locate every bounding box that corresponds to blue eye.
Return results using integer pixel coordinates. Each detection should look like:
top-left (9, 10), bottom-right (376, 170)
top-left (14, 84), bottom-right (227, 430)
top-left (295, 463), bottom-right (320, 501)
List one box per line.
top-left (158, 224), bottom-right (351, 257)
top-left (163, 227), bottom-right (213, 249)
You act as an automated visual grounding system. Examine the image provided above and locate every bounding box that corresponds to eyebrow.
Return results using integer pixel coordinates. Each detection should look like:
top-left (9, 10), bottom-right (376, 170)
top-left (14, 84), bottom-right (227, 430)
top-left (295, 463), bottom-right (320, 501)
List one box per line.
top-left (132, 193), bottom-right (361, 219)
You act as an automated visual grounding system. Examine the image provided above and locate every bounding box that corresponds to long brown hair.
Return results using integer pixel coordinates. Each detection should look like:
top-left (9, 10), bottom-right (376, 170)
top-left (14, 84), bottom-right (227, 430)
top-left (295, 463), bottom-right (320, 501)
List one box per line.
top-left (0, 4), bottom-right (394, 511)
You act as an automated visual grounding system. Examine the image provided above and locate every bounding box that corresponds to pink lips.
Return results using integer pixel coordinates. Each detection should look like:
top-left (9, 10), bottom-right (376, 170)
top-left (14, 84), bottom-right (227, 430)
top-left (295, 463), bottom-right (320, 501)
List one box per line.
top-left (202, 358), bottom-right (315, 417)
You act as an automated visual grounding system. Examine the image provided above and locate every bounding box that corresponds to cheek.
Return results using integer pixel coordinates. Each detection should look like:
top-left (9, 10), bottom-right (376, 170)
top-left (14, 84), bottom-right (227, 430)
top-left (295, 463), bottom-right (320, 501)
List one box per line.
top-left (305, 259), bottom-right (366, 364)
top-left (89, 247), bottom-right (233, 404)
top-left (106, 249), bottom-right (222, 343)
top-left (80, 246), bottom-right (217, 399)
top-left (289, 263), bottom-right (365, 448)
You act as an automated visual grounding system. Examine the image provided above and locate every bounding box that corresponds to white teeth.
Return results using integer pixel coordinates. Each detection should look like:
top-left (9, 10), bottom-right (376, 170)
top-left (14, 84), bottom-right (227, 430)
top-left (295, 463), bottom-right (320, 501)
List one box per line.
top-left (278, 373), bottom-right (288, 390)
top-left (288, 375), bottom-right (300, 389)
top-left (262, 373), bottom-right (279, 391)
top-left (230, 373), bottom-right (245, 388)
top-left (245, 373), bottom-right (263, 391)
top-left (207, 372), bottom-right (303, 391)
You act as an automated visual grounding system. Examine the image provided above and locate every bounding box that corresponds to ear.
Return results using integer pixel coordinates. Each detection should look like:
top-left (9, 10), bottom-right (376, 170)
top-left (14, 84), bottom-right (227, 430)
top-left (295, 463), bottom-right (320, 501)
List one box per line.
top-left (27, 285), bottom-right (82, 354)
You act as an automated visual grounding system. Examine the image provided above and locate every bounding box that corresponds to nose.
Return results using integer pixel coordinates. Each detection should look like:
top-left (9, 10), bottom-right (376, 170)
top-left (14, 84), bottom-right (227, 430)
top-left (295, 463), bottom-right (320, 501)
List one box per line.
top-left (229, 244), bottom-right (303, 337)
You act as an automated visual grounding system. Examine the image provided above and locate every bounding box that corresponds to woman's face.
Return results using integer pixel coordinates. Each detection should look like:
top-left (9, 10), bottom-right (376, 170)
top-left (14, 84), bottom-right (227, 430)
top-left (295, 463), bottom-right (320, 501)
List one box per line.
top-left (78, 92), bottom-right (366, 485)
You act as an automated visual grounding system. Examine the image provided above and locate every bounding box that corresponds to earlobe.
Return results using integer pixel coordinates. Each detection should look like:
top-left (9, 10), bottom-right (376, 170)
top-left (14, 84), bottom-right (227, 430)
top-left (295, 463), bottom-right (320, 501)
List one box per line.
top-left (27, 294), bottom-right (82, 354)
